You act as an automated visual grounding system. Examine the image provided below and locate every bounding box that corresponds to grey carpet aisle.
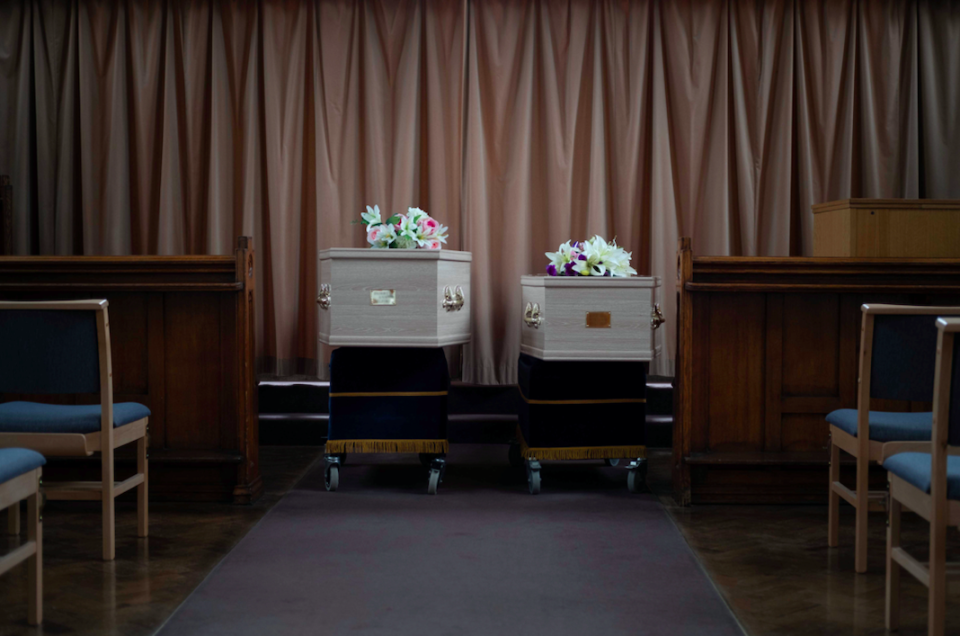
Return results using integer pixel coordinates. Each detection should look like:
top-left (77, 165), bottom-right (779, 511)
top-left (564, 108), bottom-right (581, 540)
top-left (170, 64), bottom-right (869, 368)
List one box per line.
top-left (157, 445), bottom-right (744, 636)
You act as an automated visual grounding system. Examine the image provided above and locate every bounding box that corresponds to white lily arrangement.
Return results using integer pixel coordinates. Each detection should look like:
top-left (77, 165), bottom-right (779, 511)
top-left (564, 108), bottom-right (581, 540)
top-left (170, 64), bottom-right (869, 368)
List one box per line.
top-left (361, 205), bottom-right (449, 250)
top-left (545, 235), bottom-right (637, 277)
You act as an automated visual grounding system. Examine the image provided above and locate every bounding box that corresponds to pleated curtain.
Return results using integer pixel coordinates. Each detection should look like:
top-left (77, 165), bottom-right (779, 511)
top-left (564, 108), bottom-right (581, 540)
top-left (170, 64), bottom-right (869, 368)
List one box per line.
top-left (2, 0), bottom-right (958, 382)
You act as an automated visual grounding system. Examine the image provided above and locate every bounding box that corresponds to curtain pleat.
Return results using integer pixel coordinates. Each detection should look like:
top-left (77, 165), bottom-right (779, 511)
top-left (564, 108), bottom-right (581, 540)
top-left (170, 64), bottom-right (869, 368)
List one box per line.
top-left (1, 0), bottom-right (958, 381)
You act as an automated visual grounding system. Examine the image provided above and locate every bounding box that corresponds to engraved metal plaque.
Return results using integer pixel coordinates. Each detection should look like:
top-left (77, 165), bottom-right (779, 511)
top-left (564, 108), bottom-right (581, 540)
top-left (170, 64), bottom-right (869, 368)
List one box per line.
top-left (585, 311), bottom-right (611, 328)
top-left (370, 290), bottom-right (397, 306)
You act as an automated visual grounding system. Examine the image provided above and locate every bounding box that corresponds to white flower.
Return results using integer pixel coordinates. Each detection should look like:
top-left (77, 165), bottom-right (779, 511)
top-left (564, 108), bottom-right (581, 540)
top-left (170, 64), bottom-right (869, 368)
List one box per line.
top-left (396, 214), bottom-right (420, 243)
top-left (366, 223), bottom-right (396, 248)
top-left (432, 222), bottom-right (449, 245)
top-left (406, 207), bottom-right (428, 223)
top-left (547, 236), bottom-right (635, 277)
top-left (361, 204), bottom-right (382, 226)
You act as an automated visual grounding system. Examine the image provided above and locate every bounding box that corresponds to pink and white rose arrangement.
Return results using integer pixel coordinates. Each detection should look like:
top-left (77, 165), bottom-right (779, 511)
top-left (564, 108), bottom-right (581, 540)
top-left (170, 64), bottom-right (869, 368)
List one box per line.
top-left (360, 205), bottom-right (449, 250)
top-left (545, 235), bottom-right (637, 277)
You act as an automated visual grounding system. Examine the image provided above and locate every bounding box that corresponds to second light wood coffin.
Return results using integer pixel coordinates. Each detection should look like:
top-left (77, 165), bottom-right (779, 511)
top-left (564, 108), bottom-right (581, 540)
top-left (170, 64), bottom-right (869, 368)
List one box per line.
top-left (318, 248), bottom-right (472, 348)
top-left (519, 275), bottom-right (662, 361)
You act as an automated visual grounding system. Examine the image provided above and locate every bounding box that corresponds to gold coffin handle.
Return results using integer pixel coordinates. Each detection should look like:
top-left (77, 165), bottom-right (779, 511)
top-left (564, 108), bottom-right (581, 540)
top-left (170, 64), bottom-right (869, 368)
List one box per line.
top-left (317, 284), bottom-right (331, 310)
top-left (523, 302), bottom-right (542, 329)
top-left (651, 302), bottom-right (664, 329)
top-left (442, 285), bottom-right (465, 312)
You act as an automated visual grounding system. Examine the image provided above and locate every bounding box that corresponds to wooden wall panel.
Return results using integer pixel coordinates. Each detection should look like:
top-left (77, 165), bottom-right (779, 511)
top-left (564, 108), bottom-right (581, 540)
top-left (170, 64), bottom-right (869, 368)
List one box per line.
top-left (705, 294), bottom-right (766, 452)
top-left (674, 239), bottom-right (960, 504)
top-left (781, 294), bottom-right (840, 397)
top-left (164, 294), bottom-right (223, 451)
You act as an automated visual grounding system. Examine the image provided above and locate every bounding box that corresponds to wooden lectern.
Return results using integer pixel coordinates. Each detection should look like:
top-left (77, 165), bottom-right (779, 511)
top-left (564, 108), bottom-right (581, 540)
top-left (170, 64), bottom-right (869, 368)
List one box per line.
top-left (812, 199), bottom-right (960, 257)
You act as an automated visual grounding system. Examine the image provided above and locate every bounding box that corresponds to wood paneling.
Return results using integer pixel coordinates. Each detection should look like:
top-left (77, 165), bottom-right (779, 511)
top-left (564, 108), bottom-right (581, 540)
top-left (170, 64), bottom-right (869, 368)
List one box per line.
top-left (0, 238), bottom-right (260, 503)
top-left (674, 239), bottom-right (960, 504)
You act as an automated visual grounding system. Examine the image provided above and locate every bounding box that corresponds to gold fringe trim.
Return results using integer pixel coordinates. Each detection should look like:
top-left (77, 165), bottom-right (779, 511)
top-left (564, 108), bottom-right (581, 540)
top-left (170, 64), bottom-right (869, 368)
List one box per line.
top-left (325, 439), bottom-right (449, 454)
top-left (518, 388), bottom-right (645, 405)
top-left (329, 391), bottom-right (448, 398)
top-left (516, 425), bottom-right (646, 461)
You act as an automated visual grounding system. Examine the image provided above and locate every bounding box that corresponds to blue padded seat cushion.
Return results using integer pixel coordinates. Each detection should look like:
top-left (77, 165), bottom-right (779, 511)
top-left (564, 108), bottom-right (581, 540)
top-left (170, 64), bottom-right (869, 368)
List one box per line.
top-left (884, 452), bottom-right (960, 500)
top-left (826, 409), bottom-right (932, 442)
top-left (0, 448), bottom-right (46, 484)
top-left (0, 401), bottom-right (151, 434)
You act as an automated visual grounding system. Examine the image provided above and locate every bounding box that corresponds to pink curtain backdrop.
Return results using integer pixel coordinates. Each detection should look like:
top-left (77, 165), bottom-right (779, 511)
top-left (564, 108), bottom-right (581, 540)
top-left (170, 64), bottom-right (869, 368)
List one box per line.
top-left (2, 0), bottom-right (958, 382)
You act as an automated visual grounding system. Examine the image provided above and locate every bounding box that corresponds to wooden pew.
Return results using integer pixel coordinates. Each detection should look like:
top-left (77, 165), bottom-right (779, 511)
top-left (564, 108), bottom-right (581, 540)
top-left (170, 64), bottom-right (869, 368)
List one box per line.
top-left (673, 238), bottom-right (960, 505)
top-left (0, 238), bottom-right (260, 503)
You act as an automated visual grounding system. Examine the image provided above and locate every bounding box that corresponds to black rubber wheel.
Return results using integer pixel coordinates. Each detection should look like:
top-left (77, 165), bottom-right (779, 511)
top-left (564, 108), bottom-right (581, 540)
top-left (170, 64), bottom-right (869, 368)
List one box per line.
top-left (427, 469), bottom-right (440, 495)
top-left (325, 465), bottom-right (340, 492)
top-left (527, 468), bottom-right (541, 495)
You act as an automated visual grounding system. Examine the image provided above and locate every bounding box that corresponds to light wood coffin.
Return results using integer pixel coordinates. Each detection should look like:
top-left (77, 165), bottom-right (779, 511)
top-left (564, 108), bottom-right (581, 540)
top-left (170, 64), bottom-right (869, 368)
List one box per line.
top-left (519, 275), bottom-right (662, 361)
top-left (318, 248), bottom-right (472, 348)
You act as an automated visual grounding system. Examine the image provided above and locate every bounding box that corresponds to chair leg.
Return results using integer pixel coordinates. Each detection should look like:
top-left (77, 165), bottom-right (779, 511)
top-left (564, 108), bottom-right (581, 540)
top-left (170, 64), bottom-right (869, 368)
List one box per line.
top-left (929, 499), bottom-right (947, 636)
top-left (886, 497), bottom-right (901, 631)
top-left (855, 451), bottom-right (869, 573)
top-left (102, 446), bottom-right (115, 561)
top-left (27, 488), bottom-right (42, 625)
top-left (7, 501), bottom-right (19, 536)
top-left (137, 434), bottom-right (148, 538)
top-left (828, 441), bottom-right (840, 547)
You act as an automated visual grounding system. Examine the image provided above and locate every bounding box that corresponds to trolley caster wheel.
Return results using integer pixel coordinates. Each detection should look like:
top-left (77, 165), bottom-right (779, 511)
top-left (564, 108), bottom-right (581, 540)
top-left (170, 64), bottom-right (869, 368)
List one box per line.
top-left (325, 465), bottom-right (340, 492)
top-left (427, 468), bottom-right (441, 495)
top-left (324, 454), bottom-right (342, 492)
top-left (627, 458), bottom-right (647, 494)
top-left (508, 443), bottom-right (524, 469)
top-left (604, 458), bottom-right (620, 467)
top-left (526, 459), bottom-right (542, 495)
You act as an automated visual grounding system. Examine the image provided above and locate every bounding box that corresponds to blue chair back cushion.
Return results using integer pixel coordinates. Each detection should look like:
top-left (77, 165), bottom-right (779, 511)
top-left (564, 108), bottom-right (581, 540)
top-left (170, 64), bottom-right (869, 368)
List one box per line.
top-left (0, 401), bottom-right (151, 434)
top-left (951, 333), bottom-right (960, 447)
top-left (870, 312), bottom-right (960, 403)
top-left (0, 309), bottom-right (101, 394)
top-left (0, 448), bottom-right (46, 484)
top-left (884, 452), bottom-right (960, 500)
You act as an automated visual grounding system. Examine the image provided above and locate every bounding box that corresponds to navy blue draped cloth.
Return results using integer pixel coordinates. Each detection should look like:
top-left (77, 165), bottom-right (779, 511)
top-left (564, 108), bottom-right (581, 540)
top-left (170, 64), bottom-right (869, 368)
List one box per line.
top-left (328, 347), bottom-right (449, 449)
top-left (517, 354), bottom-right (646, 455)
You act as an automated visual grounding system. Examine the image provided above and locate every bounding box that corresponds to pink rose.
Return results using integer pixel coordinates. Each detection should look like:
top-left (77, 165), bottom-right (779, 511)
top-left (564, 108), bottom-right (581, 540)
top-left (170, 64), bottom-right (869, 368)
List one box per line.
top-left (424, 239), bottom-right (442, 250)
top-left (418, 216), bottom-right (439, 235)
top-left (367, 227), bottom-right (381, 244)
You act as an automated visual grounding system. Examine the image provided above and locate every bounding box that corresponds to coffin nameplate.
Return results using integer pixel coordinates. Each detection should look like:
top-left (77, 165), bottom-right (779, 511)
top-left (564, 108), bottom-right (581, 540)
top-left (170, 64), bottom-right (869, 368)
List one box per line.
top-left (370, 290), bottom-right (397, 306)
top-left (585, 311), bottom-right (611, 328)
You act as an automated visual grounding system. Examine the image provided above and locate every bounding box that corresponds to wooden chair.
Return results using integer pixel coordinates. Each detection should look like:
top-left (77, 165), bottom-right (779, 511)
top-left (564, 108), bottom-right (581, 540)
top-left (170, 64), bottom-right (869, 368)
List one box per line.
top-left (827, 304), bottom-right (960, 573)
top-left (0, 300), bottom-right (149, 561)
top-left (884, 317), bottom-right (960, 635)
top-left (1, 448), bottom-right (44, 625)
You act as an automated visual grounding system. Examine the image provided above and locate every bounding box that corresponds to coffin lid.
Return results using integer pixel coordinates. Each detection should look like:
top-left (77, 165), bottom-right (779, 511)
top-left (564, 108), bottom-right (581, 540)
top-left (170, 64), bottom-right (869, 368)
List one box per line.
top-left (521, 274), bottom-right (660, 288)
top-left (319, 248), bottom-right (471, 262)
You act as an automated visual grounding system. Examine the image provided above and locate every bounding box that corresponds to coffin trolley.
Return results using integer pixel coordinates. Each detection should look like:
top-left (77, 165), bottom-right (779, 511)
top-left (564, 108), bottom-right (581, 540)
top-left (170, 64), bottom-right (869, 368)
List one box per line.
top-left (514, 275), bottom-right (662, 494)
top-left (318, 248), bottom-right (471, 495)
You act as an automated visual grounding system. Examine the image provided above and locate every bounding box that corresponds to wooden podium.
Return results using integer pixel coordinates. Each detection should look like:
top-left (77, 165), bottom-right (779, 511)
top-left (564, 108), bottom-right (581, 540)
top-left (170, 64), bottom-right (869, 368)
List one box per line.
top-left (812, 199), bottom-right (960, 257)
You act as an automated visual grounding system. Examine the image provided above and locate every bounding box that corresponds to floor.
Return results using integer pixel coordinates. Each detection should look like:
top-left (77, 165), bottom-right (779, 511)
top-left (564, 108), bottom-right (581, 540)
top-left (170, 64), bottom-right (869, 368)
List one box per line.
top-left (1, 446), bottom-right (959, 636)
